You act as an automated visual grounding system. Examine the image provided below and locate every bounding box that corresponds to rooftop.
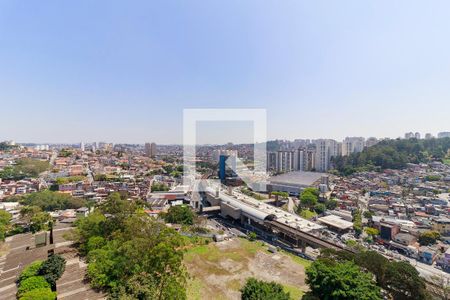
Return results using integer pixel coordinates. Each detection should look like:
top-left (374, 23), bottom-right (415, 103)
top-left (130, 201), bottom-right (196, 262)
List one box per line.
top-left (268, 171), bottom-right (325, 187)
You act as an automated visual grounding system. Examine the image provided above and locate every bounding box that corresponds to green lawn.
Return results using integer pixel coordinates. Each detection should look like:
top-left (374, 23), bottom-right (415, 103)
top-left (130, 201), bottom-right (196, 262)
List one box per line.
top-left (283, 283), bottom-right (305, 299)
top-left (443, 158), bottom-right (450, 165)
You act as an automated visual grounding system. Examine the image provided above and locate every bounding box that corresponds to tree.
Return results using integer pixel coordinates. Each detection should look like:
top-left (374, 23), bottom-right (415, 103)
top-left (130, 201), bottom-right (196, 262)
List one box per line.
top-left (0, 210), bottom-right (11, 241)
top-left (364, 227), bottom-right (379, 237)
top-left (19, 288), bottom-right (56, 300)
top-left (355, 251), bottom-right (388, 287)
top-left (163, 205), bottom-right (195, 225)
top-left (19, 261), bottom-right (44, 282)
top-left (299, 190), bottom-right (318, 209)
top-left (306, 259), bottom-right (382, 300)
top-left (17, 276), bottom-right (51, 297)
top-left (384, 261), bottom-right (429, 300)
top-left (418, 231), bottom-right (440, 246)
top-left (325, 199), bottom-right (338, 210)
top-left (240, 278), bottom-right (290, 300)
top-left (248, 232), bottom-right (257, 241)
top-left (352, 210), bottom-right (363, 236)
top-left (314, 203), bottom-right (326, 214)
top-left (75, 197), bottom-right (188, 299)
top-left (38, 255), bottom-right (66, 289)
top-left (20, 190), bottom-right (86, 211)
top-left (151, 182), bottom-right (170, 192)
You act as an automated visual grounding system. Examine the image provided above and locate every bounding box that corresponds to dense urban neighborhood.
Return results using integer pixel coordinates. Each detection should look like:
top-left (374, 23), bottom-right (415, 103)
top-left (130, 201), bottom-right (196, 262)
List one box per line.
top-left (0, 134), bottom-right (450, 299)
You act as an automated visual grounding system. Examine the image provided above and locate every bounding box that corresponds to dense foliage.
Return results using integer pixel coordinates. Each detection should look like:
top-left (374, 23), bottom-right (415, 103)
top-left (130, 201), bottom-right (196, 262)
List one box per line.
top-left (74, 192), bottom-right (187, 299)
top-left (318, 249), bottom-right (429, 300)
top-left (151, 182), bottom-right (170, 192)
top-left (306, 259), bottom-right (382, 300)
top-left (162, 205), bottom-right (195, 225)
top-left (39, 254), bottom-right (66, 288)
top-left (418, 231), bottom-right (440, 246)
top-left (17, 276), bottom-right (51, 297)
top-left (240, 278), bottom-right (290, 300)
top-left (0, 210), bottom-right (11, 241)
top-left (20, 190), bottom-right (86, 211)
top-left (19, 206), bottom-right (52, 233)
top-left (18, 261), bottom-right (44, 282)
top-left (0, 158), bottom-right (50, 180)
top-left (19, 288), bottom-right (56, 300)
top-left (332, 137), bottom-right (450, 175)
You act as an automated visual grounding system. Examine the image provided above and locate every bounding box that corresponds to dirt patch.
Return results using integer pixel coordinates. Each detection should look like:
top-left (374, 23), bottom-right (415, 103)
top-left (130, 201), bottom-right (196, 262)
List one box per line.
top-left (185, 238), bottom-right (309, 300)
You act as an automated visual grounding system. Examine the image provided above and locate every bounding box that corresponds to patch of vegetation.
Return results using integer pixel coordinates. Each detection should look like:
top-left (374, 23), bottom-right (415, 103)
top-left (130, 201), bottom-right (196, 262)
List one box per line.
top-left (162, 205), bottom-right (196, 225)
top-left (241, 188), bottom-right (265, 200)
top-left (55, 176), bottom-right (86, 185)
top-left (73, 192), bottom-right (187, 299)
top-left (299, 209), bottom-right (317, 220)
top-left (0, 210), bottom-right (12, 241)
top-left (317, 249), bottom-right (429, 300)
top-left (0, 158), bottom-right (50, 180)
top-left (241, 278), bottom-right (290, 300)
top-left (282, 283), bottom-right (304, 299)
top-left (332, 137), bottom-right (450, 175)
top-left (20, 190), bottom-right (86, 211)
top-left (151, 182), bottom-right (170, 192)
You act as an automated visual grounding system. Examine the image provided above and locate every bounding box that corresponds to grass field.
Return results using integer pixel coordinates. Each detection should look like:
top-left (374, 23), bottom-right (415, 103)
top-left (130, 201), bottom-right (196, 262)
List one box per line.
top-left (184, 238), bottom-right (310, 300)
top-left (443, 158), bottom-right (450, 165)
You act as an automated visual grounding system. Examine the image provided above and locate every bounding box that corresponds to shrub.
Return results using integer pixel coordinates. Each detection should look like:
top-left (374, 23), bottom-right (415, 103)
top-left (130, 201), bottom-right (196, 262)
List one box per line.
top-left (18, 260), bottom-right (43, 282)
top-left (241, 278), bottom-right (290, 300)
top-left (19, 288), bottom-right (56, 300)
top-left (39, 254), bottom-right (66, 288)
top-left (17, 276), bottom-right (50, 297)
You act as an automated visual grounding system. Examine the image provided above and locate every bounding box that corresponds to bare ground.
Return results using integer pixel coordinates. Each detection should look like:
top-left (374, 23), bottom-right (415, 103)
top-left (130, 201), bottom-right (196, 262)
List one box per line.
top-left (184, 238), bottom-right (309, 300)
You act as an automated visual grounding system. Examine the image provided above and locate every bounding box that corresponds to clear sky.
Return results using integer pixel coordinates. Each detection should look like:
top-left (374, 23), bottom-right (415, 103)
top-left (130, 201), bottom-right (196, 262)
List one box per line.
top-left (1, 1), bottom-right (450, 144)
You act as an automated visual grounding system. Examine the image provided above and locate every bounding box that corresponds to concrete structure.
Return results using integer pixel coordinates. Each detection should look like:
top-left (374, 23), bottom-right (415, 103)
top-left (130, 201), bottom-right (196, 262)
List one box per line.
top-left (144, 142), bottom-right (157, 157)
top-left (438, 132), bottom-right (450, 139)
top-left (313, 139), bottom-right (338, 172)
top-left (267, 171), bottom-right (324, 196)
top-left (342, 137), bottom-right (365, 156)
top-left (318, 215), bottom-right (353, 232)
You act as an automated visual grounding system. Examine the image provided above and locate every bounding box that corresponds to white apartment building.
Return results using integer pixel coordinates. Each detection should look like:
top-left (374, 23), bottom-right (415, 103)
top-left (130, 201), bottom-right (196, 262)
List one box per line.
top-left (313, 139), bottom-right (338, 172)
top-left (342, 137), bottom-right (365, 156)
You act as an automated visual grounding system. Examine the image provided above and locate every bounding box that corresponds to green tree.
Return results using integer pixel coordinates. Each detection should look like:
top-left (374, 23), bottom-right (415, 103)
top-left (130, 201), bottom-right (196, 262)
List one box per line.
top-left (17, 276), bottom-right (51, 297)
top-left (299, 190), bottom-right (318, 210)
top-left (418, 231), bottom-right (440, 246)
top-left (314, 203), bottom-right (326, 214)
top-left (306, 259), bottom-right (382, 300)
top-left (163, 205), bottom-right (195, 225)
top-left (19, 288), bottom-right (56, 300)
top-left (0, 210), bottom-right (11, 241)
top-left (19, 261), bottom-right (44, 282)
top-left (20, 190), bottom-right (86, 211)
top-left (352, 210), bottom-right (363, 236)
top-left (240, 278), bottom-right (290, 300)
top-left (39, 254), bottom-right (66, 289)
top-left (355, 251), bottom-right (388, 287)
top-left (384, 261), bottom-right (429, 300)
top-left (325, 199), bottom-right (338, 210)
top-left (364, 227), bottom-right (379, 237)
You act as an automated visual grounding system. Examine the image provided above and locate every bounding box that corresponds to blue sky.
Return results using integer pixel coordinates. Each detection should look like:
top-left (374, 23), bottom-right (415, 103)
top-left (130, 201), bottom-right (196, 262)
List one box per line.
top-left (1, 1), bottom-right (450, 144)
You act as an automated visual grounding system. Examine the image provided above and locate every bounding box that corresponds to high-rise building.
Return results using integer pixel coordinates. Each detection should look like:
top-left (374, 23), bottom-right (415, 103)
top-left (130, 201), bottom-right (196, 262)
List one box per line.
top-left (404, 132), bottom-right (414, 139)
top-left (425, 133), bottom-right (433, 139)
top-left (438, 132), bottom-right (450, 139)
top-left (342, 137), bottom-right (365, 156)
top-left (80, 142), bottom-right (85, 152)
top-left (313, 139), bottom-right (338, 172)
top-left (144, 142), bottom-right (157, 157)
top-left (415, 132), bottom-right (421, 139)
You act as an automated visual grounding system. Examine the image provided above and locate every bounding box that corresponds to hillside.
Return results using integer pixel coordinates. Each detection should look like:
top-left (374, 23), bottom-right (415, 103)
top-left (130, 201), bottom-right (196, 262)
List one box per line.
top-left (332, 138), bottom-right (450, 175)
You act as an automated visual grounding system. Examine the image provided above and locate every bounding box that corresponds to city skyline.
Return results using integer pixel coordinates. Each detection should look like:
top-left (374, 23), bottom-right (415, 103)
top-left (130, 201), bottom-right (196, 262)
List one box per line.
top-left (1, 1), bottom-right (450, 143)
